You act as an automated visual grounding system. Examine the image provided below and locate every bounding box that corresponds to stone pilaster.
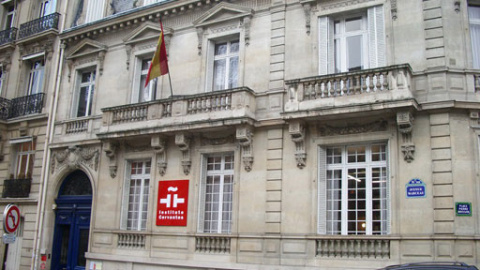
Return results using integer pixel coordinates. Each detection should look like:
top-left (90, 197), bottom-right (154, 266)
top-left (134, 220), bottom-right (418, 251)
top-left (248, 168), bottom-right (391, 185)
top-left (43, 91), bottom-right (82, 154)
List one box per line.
top-left (266, 128), bottom-right (283, 234)
top-left (423, 0), bottom-right (446, 68)
top-left (269, 4), bottom-right (286, 91)
top-left (430, 113), bottom-right (454, 234)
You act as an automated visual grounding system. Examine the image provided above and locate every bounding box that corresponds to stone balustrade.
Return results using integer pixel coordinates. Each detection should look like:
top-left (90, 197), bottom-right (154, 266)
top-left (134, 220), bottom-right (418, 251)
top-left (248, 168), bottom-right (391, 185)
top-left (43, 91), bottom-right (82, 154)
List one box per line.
top-left (195, 235), bottom-right (231, 253)
top-left (65, 118), bottom-right (89, 134)
top-left (99, 87), bottom-right (255, 137)
top-left (284, 64), bottom-right (413, 113)
top-left (316, 238), bottom-right (390, 259)
top-left (117, 232), bottom-right (146, 249)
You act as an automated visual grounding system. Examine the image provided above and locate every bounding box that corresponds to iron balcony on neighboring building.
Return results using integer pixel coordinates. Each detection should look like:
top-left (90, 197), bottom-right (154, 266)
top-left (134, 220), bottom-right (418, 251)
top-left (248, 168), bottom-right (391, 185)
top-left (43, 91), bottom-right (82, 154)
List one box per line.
top-left (2, 178), bottom-right (32, 198)
top-left (0, 27), bottom-right (17, 46)
top-left (0, 93), bottom-right (45, 120)
top-left (18, 13), bottom-right (60, 40)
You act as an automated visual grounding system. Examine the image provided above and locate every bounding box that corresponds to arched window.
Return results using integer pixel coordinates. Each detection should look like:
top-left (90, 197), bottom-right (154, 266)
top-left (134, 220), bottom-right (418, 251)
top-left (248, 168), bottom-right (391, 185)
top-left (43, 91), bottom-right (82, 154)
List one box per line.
top-left (59, 170), bottom-right (92, 196)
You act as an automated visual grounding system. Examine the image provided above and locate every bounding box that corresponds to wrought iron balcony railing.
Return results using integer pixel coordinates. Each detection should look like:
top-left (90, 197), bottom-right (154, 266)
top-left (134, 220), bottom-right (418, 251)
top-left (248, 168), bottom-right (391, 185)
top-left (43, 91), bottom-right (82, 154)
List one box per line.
top-left (2, 178), bottom-right (32, 198)
top-left (18, 13), bottom-right (60, 39)
top-left (0, 28), bottom-right (17, 46)
top-left (7, 93), bottom-right (45, 119)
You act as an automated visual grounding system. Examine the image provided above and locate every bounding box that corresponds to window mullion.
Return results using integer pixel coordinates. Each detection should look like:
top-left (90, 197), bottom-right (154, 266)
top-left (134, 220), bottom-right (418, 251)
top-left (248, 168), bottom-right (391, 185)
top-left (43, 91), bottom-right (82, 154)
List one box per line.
top-left (341, 149), bottom-right (348, 235)
top-left (366, 165), bottom-right (373, 235)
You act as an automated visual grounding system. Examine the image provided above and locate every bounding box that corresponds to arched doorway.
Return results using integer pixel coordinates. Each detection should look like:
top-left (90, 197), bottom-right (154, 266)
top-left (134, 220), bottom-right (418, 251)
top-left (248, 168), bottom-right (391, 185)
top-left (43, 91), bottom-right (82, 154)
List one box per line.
top-left (51, 170), bottom-right (92, 270)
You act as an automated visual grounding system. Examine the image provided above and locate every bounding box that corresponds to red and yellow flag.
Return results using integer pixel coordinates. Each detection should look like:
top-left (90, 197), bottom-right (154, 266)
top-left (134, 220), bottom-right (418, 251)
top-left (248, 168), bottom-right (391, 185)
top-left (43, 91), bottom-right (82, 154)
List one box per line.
top-left (145, 21), bottom-right (169, 87)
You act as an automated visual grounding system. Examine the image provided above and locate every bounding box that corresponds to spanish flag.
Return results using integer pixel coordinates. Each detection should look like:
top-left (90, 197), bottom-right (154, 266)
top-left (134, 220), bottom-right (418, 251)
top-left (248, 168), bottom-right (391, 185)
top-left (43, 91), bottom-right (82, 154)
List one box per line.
top-left (145, 21), bottom-right (169, 87)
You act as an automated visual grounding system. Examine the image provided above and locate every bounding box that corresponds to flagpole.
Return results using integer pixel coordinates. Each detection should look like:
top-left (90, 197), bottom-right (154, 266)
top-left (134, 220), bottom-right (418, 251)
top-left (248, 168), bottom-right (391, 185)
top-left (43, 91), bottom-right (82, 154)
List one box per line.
top-left (167, 68), bottom-right (174, 98)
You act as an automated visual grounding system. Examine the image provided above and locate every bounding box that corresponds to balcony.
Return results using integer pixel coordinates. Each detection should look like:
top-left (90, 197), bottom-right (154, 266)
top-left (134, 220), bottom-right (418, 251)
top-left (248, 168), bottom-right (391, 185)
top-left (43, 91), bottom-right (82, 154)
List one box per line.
top-left (18, 13), bottom-right (60, 40)
top-left (98, 87), bottom-right (256, 138)
top-left (0, 93), bottom-right (45, 120)
top-left (284, 64), bottom-right (415, 119)
top-left (2, 178), bottom-right (32, 198)
top-left (0, 28), bottom-right (17, 46)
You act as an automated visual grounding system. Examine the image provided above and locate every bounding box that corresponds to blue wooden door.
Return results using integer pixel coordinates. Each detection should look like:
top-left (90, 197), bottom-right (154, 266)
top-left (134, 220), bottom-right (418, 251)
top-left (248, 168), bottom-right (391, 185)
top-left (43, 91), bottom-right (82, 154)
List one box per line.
top-left (51, 171), bottom-right (92, 270)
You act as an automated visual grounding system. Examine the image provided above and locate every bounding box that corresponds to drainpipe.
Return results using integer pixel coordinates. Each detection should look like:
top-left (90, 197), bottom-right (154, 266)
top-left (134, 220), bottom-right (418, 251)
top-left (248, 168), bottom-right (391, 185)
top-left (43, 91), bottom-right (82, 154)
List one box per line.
top-left (31, 18), bottom-right (66, 270)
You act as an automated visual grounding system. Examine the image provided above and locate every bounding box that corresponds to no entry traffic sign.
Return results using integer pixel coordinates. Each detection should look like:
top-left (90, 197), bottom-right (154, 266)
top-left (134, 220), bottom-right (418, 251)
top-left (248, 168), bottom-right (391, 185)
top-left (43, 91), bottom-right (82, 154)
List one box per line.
top-left (3, 204), bottom-right (20, 234)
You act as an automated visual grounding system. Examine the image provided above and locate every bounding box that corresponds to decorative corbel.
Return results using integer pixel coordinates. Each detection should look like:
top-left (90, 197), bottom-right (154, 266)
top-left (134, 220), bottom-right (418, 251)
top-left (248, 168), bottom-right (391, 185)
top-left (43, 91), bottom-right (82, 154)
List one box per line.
top-left (301, 1), bottom-right (312, 34)
top-left (103, 141), bottom-right (118, 178)
top-left (397, 111), bottom-right (415, 163)
top-left (236, 126), bottom-right (254, 172)
top-left (66, 59), bottom-right (74, 82)
top-left (125, 45), bottom-right (132, 70)
top-left (289, 121), bottom-right (306, 169)
top-left (454, 1), bottom-right (460, 13)
top-left (196, 27), bottom-right (204, 55)
top-left (97, 51), bottom-right (106, 76)
top-left (175, 133), bottom-right (191, 175)
top-left (152, 135), bottom-right (167, 176)
top-left (242, 16), bottom-right (252, 45)
top-left (391, 0), bottom-right (398, 20)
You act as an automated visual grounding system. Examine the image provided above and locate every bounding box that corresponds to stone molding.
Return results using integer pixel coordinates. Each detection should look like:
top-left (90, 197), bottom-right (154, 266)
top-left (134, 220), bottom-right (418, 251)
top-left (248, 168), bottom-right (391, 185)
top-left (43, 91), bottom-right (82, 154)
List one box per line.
top-left (51, 146), bottom-right (100, 174)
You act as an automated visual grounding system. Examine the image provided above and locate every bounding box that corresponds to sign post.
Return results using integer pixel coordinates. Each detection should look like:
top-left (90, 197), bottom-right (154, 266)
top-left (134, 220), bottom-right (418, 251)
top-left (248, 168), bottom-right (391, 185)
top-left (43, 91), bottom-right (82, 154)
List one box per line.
top-left (3, 204), bottom-right (20, 244)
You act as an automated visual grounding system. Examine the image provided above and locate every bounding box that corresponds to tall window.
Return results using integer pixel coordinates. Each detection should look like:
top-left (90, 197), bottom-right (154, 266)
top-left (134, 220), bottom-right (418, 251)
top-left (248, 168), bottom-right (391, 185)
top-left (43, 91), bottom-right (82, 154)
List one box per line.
top-left (319, 143), bottom-right (388, 235)
top-left (85, 0), bottom-right (105, 23)
top-left (74, 69), bottom-right (95, 117)
top-left (334, 15), bottom-right (367, 73)
top-left (137, 58), bottom-right (156, 103)
top-left (2, 2), bottom-right (14, 30)
top-left (14, 140), bottom-right (36, 178)
top-left (199, 153), bottom-right (234, 234)
top-left (39, 0), bottom-right (56, 16)
top-left (124, 161), bottom-right (151, 231)
top-left (318, 5), bottom-right (385, 75)
top-left (469, 5), bottom-right (480, 69)
top-left (212, 40), bottom-right (239, 91)
top-left (26, 59), bottom-right (44, 95)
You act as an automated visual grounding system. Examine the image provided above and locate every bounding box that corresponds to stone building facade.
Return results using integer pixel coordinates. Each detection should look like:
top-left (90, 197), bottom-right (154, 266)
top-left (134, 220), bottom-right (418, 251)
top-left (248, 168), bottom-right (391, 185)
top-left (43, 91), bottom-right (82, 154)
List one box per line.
top-left (1, 0), bottom-right (480, 269)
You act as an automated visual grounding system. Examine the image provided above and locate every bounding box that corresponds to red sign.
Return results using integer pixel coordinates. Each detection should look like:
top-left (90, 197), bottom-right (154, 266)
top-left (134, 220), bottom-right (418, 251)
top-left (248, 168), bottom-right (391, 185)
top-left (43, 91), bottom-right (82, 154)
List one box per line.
top-left (3, 204), bottom-right (20, 234)
top-left (157, 180), bottom-right (189, 226)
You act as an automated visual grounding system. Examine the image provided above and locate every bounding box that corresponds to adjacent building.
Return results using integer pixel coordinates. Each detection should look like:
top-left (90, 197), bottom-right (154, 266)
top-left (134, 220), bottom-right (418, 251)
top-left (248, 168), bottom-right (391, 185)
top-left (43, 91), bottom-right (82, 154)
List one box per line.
top-left (1, 0), bottom-right (480, 269)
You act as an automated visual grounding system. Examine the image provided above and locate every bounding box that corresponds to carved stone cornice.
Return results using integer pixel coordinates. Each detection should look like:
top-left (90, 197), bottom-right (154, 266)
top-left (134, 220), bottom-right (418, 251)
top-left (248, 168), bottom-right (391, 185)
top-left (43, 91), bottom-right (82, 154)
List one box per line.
top-left (51, 146), bottom-right (100, 173)
top-left (318, 120), bottom-right (388, 136)
top-left (289, 121), bottom-right (306, 169)
top-left (236, 125), bottom-right (254, 172)
top-left (152, 135), bottom-right (167, 176)
top-left (397, 111), bottom-right (415, 163)
top-left (175, 133), bottom-right (191, 175)
top-left (103, 141), bottom-right (119, 178)
top-left (65, 38), bottom-right (108, 75)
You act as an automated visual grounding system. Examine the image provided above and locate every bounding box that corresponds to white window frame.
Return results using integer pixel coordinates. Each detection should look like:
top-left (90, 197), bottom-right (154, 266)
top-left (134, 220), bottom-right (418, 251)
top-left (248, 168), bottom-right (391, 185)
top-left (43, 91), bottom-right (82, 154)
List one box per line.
top-left (10, 138), bottom-right (36, 179)
top-left (318, 5), bottom-right (385, 75)
top-left (333, 14), bottom-right (368, 73)
top-left (26, 59), bottom-right (45, 96)
top-left (206, 36), bottom-right (240, 92)
top-left (469, 5), bottom-right (480, 69)
top-left (72, 68), bottom-right (96, 118)
top-left (198, 152), bottom-right (235, 234)
top-left (318, 142), bottom-right (390, 235)
top-left (131, 57), bottom-right (157, 103)
top-left (121, 160), bottom-right (151, 231)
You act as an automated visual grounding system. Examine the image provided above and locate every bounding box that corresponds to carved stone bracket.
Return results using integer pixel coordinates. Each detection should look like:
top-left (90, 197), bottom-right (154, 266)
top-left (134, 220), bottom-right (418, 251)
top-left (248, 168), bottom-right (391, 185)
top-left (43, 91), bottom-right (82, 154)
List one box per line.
top-left (236, 126), bottom-right (254, 172)
top-left (391, 0), bottom-right (398, 20)
top-left (301, 0), bottom-right (315, 34)
top-left (175, 133), bottom-right (191, 175)
top-left (51, 146), bottom-right (100, 174)
top-left (289, 121), bottom-right (306, 169)
top-left (397, 111), bottom-right (415, 163)
top-left (152, 136), bottom-right (167, 176)
top-left (103, 141), bottom-right (118, 178)
top-left (454, 0), bottom-right (460, 13)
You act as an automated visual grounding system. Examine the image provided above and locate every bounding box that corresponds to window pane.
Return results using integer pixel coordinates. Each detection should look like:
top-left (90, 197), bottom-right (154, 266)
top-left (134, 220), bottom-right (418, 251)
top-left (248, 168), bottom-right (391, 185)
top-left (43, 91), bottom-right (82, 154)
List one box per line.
top-left (345, 17), bottom-right (362, 32)
top-left (228, 56), bottom-right (238, 89)
top-left (347, 35), bottom-right (362, 71)
top-left (213, 59), bottom-right (226, 91)
top-left (215, 43), bottom-right (227, 56)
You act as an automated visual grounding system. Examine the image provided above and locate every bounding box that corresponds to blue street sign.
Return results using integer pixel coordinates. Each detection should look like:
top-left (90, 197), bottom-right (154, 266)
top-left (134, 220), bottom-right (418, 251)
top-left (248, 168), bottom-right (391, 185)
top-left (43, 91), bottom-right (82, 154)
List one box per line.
top-left (456, 202), bottom-right (472, 216)
top-left (406, 178), bottom-right (426, 198)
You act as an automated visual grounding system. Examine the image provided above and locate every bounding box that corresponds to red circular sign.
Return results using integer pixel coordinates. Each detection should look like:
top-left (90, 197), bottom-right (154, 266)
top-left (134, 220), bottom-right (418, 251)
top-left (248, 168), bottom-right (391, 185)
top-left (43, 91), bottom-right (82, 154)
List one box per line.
top-left (3, 204), bottom-right (20, 234)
